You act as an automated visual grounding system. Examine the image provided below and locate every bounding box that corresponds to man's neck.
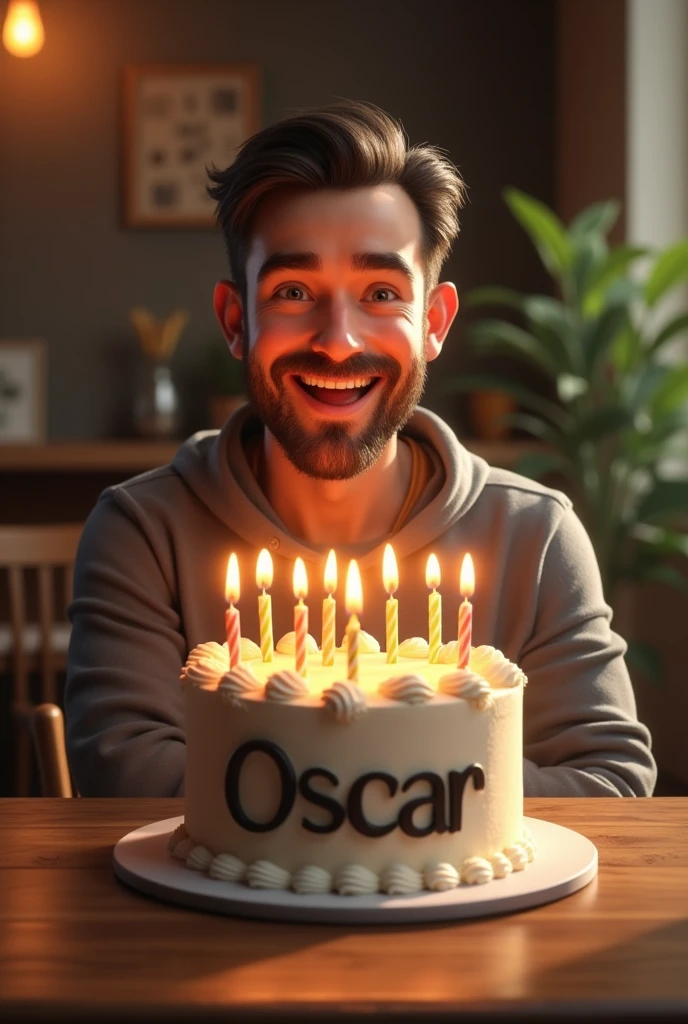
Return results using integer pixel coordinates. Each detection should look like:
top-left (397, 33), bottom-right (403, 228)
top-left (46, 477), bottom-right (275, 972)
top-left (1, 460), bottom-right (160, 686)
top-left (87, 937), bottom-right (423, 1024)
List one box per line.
top-left (256, 429), bottom-right (412, 548)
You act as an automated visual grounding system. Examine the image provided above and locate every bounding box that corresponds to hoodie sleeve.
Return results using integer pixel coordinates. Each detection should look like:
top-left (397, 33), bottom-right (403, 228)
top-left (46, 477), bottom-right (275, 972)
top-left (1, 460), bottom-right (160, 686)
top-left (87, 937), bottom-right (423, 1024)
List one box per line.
top-left (64, 490), bottom-right (187, 797)
top-left (520, 504), bottom-right (657, 797)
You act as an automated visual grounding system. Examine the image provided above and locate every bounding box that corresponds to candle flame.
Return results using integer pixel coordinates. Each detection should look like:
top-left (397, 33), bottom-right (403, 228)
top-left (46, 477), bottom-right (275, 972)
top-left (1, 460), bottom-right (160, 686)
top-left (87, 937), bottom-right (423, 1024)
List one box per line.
top-left (324, 549), bottom-right (337, 594)
top-left (256, 548), bottom-right (273, 589)
top-left (460, 553), bottom-right (475, 598)
top-left (382, 543), bottom-right (398, 594)
top-left (426, 552), bottom-right (441, 589)
top-left (345, 559), bottom-right (363, 615)
top-left (225, 552), bottom-right (240, 604)
top-left (293, 556), bottom-right (308, 600)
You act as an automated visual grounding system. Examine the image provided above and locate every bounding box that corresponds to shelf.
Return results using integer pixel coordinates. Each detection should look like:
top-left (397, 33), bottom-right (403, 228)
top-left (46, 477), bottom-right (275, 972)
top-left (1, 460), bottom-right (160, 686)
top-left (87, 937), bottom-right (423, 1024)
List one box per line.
top-left (0, 441), bottom-right (181, 472)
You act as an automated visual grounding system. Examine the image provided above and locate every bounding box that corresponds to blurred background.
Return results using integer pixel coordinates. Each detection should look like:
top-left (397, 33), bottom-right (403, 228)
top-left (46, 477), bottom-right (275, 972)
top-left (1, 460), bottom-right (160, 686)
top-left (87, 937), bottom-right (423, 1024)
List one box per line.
top-left (0, 0), bottom-right (686, 795)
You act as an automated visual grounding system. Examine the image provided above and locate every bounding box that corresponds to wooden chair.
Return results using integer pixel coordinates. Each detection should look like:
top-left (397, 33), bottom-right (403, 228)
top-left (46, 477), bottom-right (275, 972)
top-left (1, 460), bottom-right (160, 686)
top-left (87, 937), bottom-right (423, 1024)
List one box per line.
top-left (31, 703), bottom-right (73, 797)
top-left (0, 523), bottom-right (82, 795)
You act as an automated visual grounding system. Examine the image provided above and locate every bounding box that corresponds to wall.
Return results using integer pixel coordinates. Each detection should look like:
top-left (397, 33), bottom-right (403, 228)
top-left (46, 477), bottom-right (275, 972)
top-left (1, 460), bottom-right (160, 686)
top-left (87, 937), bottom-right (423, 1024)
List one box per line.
top-left (0, 0), bottom-right (556, 440)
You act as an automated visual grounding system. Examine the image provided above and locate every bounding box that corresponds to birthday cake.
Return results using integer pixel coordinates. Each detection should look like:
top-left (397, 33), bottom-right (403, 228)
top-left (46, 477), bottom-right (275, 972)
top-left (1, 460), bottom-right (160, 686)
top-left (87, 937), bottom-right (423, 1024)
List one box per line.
top-left (169, 629), bottom-right (534, 896)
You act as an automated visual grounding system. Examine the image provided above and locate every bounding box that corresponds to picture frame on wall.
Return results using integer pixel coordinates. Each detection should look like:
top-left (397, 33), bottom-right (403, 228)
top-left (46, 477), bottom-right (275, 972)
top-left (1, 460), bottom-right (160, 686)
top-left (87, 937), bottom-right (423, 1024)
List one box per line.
top-left (122, 63), bottom-right (260, 229)
top-left (0, 339), bottom-right (46, 444)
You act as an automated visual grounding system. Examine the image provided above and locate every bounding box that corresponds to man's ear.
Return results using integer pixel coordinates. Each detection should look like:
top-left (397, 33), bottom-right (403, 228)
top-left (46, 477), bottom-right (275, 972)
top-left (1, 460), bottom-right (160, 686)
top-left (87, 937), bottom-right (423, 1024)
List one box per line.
top-left (425, 281), bottom-right (459, 362)
top-left (213, 280), bottom-right (244, 359)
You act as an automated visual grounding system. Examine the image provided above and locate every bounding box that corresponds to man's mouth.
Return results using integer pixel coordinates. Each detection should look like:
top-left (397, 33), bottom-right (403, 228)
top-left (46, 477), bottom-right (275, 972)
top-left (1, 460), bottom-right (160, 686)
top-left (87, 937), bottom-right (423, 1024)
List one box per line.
top-left (292, 374), bottom-right (380, 406)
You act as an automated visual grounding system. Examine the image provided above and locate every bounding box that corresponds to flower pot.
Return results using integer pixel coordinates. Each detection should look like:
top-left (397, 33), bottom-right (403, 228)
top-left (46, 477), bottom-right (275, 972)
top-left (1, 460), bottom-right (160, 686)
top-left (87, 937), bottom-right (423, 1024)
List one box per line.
top-left (468, 390), bottom-right (515, 441)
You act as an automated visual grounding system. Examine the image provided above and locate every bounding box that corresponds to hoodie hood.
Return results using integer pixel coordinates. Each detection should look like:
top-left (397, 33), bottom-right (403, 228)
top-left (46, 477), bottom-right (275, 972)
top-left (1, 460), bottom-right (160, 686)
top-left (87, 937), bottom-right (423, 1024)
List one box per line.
top-left (172, 403), bottom-right (490, 570)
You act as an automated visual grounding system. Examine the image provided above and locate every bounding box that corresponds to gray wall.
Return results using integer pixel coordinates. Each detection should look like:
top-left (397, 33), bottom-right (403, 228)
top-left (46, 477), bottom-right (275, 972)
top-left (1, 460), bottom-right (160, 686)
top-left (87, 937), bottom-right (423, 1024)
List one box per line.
top-left (0, 0), bottom-right (555, 439)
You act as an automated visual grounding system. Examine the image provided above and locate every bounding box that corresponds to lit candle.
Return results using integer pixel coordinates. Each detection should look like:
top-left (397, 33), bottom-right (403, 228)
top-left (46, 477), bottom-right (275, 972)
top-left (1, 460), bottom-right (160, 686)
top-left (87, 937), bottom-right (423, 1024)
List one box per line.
top-left (256, 548), bottom-right (274, 663)
top-left (224, 553), bottom-right (242, 669)
top-left (383, 543), bottom-right (398, 664)
top-left (458, 553), bottom-right (475, 669)
top-left (426, 553), bottom-right (442, 664)
top-left (322, 549), bottom-right (337, 667)
top-left (345, 560), bottom-right (362, 683)
top-left (293, 557), bottom-right (309, 678)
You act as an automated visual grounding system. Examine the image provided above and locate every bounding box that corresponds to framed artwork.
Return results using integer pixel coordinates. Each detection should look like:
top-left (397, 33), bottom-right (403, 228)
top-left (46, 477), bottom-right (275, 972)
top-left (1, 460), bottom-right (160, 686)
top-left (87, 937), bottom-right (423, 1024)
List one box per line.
top-left (0, 339), bottom-right (46, 444)
top-left (122, 63), bottom-right (261, 228)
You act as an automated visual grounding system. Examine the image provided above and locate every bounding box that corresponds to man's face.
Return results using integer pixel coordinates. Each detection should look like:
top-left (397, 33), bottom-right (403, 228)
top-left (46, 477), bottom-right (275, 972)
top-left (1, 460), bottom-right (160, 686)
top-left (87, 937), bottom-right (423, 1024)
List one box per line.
top-left (241, 185), bottom-right (435, 479)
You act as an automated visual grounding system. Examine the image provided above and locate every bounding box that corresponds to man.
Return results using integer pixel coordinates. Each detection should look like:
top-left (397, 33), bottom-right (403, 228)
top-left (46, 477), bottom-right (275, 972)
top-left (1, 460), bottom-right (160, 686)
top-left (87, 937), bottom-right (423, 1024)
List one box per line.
top-left (65, 100), bottom-right (656, 798)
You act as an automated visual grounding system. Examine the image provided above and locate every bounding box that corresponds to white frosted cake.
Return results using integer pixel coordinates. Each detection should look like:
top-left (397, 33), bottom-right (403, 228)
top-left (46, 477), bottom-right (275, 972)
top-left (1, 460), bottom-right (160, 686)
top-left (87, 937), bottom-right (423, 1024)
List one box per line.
top-left (170, 631), bottom-right (534, 896)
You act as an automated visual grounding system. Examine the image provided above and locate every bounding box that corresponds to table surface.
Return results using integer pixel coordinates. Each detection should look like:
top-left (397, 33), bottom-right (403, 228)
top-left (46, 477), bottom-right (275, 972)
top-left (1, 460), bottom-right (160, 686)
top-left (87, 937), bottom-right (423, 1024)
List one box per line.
top-left (2, 797), bottom-right (687, 1022)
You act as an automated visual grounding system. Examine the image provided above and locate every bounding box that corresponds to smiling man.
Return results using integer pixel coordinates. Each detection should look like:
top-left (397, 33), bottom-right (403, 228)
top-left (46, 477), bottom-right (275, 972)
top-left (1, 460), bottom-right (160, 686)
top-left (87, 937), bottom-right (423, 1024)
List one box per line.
top-left (65, 100), bottom-right (656, 799)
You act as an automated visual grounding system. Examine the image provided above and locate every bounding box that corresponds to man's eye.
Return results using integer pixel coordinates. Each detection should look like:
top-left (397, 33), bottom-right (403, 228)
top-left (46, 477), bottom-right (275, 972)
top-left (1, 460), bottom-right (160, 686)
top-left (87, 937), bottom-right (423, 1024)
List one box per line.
top-left (367, 287), bottom-right (398, 302)
top-left (275, 285), bottom-right (310, 301)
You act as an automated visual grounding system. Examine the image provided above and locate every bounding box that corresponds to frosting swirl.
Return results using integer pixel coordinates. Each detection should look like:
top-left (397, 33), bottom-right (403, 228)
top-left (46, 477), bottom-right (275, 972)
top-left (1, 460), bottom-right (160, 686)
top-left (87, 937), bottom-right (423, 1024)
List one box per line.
top-left (504, 844), bottom-right (529, 871)
top-left (397, 636), bottom-right (429, 659)
top-left (180, 641), bottom-right (227, 689)
top-left (291, 865), bottom-right (332, 895)
top-left (490, 852), bottom-right (513, 879)
top-left (240, 637), bottom-right (262, 661)
top-left (379, 674), bottom-right (434, 704)
top-left (186, 845), bottom-right (214, 871)
top-left (218, 664), bottom-right (260, 704)
top-left (245, 859), bottom-right (291, 890)
top-left (171, 836), bottom-right (195, 861)
top-left (321, 681), bottom-right (367, 723)
top-left (470, 645), bottom-right (527, 688)
top-left (436, 640), bottom-right (461, 665)
top-left (275, 631), bottom-right (319, 655)
top-left (379, 863), bottom-right (423, 895)
top-left (167, 822), bottom-right (188, 852)
top-left (265, 670), bottom-right (309, 702)
top-left (338, 629), bottom-right (380, 654)
top-left (333, 864), bottom-right (379, 896)
top-left (460, 856), bottom-right (494, 885)
top-left (209, 853), bottom-right (246, 883)
top-left (424, 862), bottom-right (460, 891)
top-left (439, 670), bottom-right (493, 710)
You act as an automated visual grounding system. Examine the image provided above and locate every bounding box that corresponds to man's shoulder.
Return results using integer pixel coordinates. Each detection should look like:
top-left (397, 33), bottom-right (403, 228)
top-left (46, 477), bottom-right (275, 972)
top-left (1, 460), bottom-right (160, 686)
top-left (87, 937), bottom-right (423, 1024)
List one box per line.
top-left (481, 464), bottom-right (571, 512)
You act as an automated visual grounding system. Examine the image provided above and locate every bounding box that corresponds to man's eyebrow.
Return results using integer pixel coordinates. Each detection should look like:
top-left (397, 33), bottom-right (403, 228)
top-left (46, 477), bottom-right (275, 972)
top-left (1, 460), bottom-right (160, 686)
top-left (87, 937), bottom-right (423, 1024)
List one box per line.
top-left (256, 250), bottom-right (415, 283)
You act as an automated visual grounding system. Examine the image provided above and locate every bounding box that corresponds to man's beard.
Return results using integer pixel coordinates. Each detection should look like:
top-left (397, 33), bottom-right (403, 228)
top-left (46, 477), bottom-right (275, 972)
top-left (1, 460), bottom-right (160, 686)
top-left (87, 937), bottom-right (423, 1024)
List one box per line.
top-left (245, 348), bottom-right (427, 480)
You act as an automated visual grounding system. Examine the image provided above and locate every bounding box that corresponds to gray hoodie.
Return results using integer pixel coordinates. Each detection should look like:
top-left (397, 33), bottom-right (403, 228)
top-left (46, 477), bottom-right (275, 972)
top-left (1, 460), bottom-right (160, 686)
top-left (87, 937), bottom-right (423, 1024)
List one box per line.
top-left (65, 404), bottom-right (656, 798)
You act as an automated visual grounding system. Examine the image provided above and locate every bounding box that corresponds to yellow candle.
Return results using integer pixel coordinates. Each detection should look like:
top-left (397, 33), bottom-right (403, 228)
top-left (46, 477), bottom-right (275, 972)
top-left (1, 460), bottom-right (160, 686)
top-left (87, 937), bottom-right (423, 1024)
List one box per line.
top-left (293, 557), bottom-right (309, 677)
top-left (256, 548), bottom-right (274, 662)
top-left (426, 553), bottom-right (442, 663)
top-left (345, 560), bottom-right (362, 683)
top-left (383, 543), bottom-right (398, 664)
top-left (322, 549), bottom-right (337, 666)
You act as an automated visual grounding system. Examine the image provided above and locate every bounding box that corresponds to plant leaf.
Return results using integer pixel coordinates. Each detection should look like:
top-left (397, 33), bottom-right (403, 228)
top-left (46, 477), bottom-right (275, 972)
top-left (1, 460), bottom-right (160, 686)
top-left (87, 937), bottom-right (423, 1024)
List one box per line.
top-left (467, 319), bottom-right (561, 378)
top-left (571, 405), bottom-right (635, 445)
top-left (648, 313), bottom-right (688, 356)
top-left (556, 374), bottom-right (589, 402)
top-left (631, 563), bottom-right (688, 595)
top-left (503, 188), bottom-right (573, 279)
top-left (650, 364), bottom-right (688, 418)
top-left (635, 481), bottom-right (688, 525)
top-left (644, 239), bottom-right (688, 307)
top-left (464, 287), bottom-right (525, 311)
top-left (582, 245), bottom-right (649, 319)
top-left (568, 199), bottom-right (621, 240)
top-left (523, 296), bottom-right (581, 375)
top-left (512, 451), bottom-right (569, 481)
top-left (625, 641), bottom-right (664, 686)
top-left (584, 304), bottom-right (631, 379)
top-left (440, 373), bottom-right (571, 430)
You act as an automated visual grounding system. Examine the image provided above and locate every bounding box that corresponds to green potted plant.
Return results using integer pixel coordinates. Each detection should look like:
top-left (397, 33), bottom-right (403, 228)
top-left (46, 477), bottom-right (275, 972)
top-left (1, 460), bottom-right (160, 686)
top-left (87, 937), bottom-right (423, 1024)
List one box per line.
top-left (206, 335), bottom-right (246, 428)
top-left (445, 190), bottom-right (688, 679)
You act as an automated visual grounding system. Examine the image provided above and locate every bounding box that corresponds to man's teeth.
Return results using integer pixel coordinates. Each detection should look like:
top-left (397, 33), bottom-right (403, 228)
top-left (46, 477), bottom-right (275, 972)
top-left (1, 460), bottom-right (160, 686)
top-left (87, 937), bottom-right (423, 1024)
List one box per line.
top-left (299, 375), bottom-right (372, 390)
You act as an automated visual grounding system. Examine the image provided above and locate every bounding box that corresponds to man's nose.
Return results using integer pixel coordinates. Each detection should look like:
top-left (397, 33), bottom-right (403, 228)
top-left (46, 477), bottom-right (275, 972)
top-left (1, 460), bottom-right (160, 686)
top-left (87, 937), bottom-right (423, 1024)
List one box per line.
top-left (310, 296), bottom-right (363, 362)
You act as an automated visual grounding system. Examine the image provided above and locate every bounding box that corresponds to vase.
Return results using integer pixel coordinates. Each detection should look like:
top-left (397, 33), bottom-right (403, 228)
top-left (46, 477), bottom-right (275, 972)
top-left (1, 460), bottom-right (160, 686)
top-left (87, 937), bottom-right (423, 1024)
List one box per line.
top-left (133, 358), bottom-right (180, 439)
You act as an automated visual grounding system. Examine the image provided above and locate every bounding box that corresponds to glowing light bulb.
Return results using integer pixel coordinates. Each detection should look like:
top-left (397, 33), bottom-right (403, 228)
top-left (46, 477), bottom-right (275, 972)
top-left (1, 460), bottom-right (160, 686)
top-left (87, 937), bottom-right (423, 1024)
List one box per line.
top-left (3, 1), bottom-right (45, 58)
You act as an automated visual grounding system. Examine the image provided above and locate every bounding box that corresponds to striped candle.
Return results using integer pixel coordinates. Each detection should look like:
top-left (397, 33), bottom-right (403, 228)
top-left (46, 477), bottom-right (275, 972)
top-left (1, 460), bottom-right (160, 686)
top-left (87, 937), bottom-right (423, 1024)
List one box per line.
top-left (346, 614), bottom-right (360, 682)
top-left (256, 548), bottom-right (274, 663)
top-left (322, 549), bottom-right (337, 667)
top-left (293, 557), bottom-right (309, 678)
top-left (426, 553), bottom-right (442, 664)
top-left (224, 553), bottom-right (242, 669)
top-left (345, 560), bottom-right (363, 683)
top-left (458, 554), bottom-right (475, 669)
top-left (383, 544), bottom-right (398, 664)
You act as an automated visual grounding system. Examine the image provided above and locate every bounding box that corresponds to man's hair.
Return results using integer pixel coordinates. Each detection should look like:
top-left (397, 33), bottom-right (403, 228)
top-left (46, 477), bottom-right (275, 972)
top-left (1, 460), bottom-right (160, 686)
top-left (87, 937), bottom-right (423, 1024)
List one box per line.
top-left (207, 99), bottom-right (467, 302)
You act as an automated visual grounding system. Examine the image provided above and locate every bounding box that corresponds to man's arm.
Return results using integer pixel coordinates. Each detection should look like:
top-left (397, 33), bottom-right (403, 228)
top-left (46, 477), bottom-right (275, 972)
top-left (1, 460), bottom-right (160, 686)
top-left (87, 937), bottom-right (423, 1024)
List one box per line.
top-left (520, 505), bottom-right (657, 797)
top-left (65, 492), bottom-right (187, 797)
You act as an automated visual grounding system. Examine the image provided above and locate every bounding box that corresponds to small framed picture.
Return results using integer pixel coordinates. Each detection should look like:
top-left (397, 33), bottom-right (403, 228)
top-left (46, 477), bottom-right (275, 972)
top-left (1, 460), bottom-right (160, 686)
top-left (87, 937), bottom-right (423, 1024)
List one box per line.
top-left (122, 63), bottom-right (260, 228)
top-left (0, 339), bottom-right (46, 444)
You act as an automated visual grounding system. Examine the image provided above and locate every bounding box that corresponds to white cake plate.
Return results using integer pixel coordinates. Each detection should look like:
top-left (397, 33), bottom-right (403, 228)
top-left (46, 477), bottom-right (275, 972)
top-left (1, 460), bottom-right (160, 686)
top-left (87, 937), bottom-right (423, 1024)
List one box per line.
top-left (112, 816), bottom-right (597, 924)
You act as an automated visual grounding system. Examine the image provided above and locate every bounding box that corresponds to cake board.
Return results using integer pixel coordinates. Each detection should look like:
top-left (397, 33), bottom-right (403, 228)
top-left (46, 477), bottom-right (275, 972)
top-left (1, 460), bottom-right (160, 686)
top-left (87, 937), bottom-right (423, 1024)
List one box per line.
top-left (112, 816), bottom-right (597, 924)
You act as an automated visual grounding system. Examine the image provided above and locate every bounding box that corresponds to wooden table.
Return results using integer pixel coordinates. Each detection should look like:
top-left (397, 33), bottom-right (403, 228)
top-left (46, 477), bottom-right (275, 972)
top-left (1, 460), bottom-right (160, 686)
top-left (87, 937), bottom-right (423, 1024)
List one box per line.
top-left (1, 798), bottom-right (687, 1022)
